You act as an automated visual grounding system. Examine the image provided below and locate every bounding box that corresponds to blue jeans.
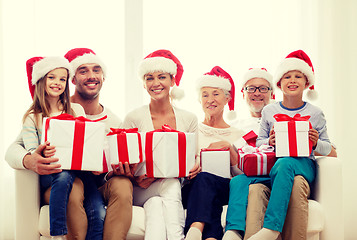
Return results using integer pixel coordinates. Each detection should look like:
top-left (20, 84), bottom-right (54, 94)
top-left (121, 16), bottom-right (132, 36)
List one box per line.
top-left (40, 171), bottom-right (105, 239)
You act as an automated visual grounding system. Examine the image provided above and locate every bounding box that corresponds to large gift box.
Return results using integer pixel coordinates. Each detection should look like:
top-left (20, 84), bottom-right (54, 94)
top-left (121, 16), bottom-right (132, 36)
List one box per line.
top-left (274, 114), bottom-right (313, 157)
top-left (238, 145), bottom-right (276, 176)
top-left (135, 125), bottom-right (196, 178)
top-left (106, 128), bottom-right (143, 165)
top-left (200, 149), bottom-right (230, 178)
top-left (42, 114), bottom-right (106, 171)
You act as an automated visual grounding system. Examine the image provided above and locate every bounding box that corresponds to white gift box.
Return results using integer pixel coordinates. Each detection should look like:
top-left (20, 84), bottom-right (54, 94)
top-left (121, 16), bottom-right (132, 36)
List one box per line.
top-left (107, 132), bottom-right (143, 165)
top-left (274, 121), bottom-right (312, 157)
top-left (42, 116), bottom-right (105, 171)
top-left (200, 150), bottom-right (230, 178)
top-left (135, 131), bottom-right (196, 178)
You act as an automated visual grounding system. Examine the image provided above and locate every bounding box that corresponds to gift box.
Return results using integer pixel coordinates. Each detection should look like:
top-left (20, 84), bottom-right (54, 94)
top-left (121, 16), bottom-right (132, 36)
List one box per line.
top-left (233, 130), bottom-right (258, 150)
top-left (238, 145), bottom-right (276, 176)
top-left (106, 128), bottom-right (143, 165)
top-left (135, 125), bottom-right (196, 178)
top-left (41, 114), bottom-right (106, 171)
top-left (200, 149), bottom-right (230, 178)
top-left (274, 114), bottom-right (313, 157)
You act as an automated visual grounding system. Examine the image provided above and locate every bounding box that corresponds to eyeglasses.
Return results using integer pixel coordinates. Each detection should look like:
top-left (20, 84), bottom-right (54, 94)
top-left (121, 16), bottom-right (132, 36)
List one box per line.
top-left (244, 86), bottom-right (272, 93)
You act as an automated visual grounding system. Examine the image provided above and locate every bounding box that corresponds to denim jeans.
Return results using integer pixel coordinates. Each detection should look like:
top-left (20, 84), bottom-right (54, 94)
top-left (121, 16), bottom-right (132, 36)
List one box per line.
top-left (40, 171), bottom-right (105, 239)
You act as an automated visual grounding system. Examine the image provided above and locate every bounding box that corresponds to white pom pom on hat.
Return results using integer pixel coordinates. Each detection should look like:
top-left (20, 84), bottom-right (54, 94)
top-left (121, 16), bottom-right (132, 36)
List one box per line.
top-left (274, 49), bottom-right (317, 100)
top-left (138, 49), bottom-right (184, 100)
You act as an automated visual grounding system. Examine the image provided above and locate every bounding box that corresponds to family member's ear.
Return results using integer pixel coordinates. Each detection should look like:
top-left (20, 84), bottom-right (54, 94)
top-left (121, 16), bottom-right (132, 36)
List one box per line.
top-left (71, 77), bottom-right (76, 85)
top-left (277, 81), bottom-right (282, 89)
top-left (171, 76), bottom-right (176, 87)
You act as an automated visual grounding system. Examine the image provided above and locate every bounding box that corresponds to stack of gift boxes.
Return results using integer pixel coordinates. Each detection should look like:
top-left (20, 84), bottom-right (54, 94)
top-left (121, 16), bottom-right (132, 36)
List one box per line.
top-left (41, 113), bottom-right (313, 178)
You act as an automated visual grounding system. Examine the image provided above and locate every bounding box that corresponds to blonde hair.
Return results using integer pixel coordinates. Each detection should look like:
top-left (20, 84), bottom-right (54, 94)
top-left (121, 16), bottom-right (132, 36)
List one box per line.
top-left (23, 69), bottom-right (73, 128)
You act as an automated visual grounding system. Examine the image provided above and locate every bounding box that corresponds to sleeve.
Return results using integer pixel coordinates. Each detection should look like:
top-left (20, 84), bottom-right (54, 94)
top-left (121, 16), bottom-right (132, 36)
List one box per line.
top-left (313, 111), bottom-right (331, 156)
top-left (256, 109), bottom-right (271, 147)
top-left (5, 133), bottom-right (28, 170)
top-left (21, 115), bottom-right (41, 152)
top-left (122, 111), bottom-right (139, 129)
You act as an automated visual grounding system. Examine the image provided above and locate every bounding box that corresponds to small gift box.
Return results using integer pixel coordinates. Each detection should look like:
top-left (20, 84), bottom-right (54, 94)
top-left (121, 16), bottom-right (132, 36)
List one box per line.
top-left (238, 145), bottom-right (276, 176)
top-left (135, 125), bottom-right (196, 178)
top-left (106, 128), bottom-right (143, 165)
top-left (233, 130), bottom-right (258, 150)
top-left (274, 114), bottom-right (313, 157)
top-left (200, 148), bottom-right (230, 178)
top-left (41, 114), bottom-right (106, 171)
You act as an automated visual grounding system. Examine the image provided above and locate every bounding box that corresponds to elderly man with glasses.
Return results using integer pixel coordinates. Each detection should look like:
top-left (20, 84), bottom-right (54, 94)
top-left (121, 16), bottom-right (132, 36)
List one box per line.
top-left (223, 68), bottom-right (321, 240)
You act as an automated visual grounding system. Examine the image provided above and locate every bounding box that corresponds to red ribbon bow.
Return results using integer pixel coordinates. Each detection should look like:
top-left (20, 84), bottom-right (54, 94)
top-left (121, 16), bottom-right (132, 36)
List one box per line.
top-left (107, 128), bottom-right (139, 136)
top-left (44, 113), bottom-right (107, 170)
top-left (145, 125), bottom-right (187, 178)
top-left (273, 113), bottom-right (311, 122)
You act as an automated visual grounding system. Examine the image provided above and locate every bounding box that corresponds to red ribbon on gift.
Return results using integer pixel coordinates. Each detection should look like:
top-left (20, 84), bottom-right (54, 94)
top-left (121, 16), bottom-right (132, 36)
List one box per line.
top-left (44, 113), bottom-right (107, 170)
top-left (107, 128), bottom-right (143, 164)
top-left (145, 125), bottom-right (187, 178)
top-left (273, 114), bottom-right (313, 157)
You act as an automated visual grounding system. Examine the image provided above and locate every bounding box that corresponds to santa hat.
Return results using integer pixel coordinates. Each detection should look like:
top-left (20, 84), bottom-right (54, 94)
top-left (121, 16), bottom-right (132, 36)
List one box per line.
top-left (196, 66), bottom-right (236, 119)
top-left (64, 48), bottom-right (106, 78)
top-left (138, 49), bottom-right (184, 100)
top-left (241, 68), bottom-right (274, 99)
top-left (26, 56), bottom-right (73, 98)
top-left (274, 50), bottom-right (317, 100)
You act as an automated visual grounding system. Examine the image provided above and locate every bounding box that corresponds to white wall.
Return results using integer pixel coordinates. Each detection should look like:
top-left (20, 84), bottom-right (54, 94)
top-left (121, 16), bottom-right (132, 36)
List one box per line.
top-left (316, 1), bottom-right (357, 239)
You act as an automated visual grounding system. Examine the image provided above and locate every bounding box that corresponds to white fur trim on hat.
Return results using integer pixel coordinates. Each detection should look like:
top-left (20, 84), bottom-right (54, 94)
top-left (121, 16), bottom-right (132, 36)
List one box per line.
top-left (196, 75), bottom-right (231, 91)
top-left (274, 58), bottom-right (315, 87)
top-left (32, 56), bottom-right (73, 85)
top-left (70, 53), bottom-right (106, 77)
top-left (138, 57), bottom-right (177, 80)
top-left (242, 68), bottom-right (273, 90)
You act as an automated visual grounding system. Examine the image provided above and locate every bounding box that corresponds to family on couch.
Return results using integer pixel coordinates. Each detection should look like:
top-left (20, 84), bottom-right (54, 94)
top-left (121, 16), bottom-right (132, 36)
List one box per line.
top-left (5, 48), bottom-right (336, 240)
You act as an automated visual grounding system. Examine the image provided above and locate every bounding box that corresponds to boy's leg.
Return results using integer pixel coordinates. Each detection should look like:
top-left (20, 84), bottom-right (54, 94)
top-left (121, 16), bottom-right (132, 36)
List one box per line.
top-left (143, 196), bottom-right (166, 240)
top-left (99, 176), bottom-right (133, 240)
top-left (263, 157), bottom-right (316, 232)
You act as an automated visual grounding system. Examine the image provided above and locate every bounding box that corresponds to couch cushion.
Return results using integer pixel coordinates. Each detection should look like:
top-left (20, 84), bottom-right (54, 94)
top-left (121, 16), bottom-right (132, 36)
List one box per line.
top-left (39, 200), bottom-right (324, 238)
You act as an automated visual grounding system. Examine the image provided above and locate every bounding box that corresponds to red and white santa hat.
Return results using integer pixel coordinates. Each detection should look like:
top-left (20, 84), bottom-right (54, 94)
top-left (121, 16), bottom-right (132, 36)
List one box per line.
top-left (241, 67), bottom-right (274, 98)
top-left (138, 49), bottom-right (184, 100)
top-left (274, 50), bottom-right (317, 100)
top-left (64, 48), bottom-right (106, 78)
top-left (26, 56), bottom-right (73, 98)
top-left (196, 66), bottom-right (236, 119)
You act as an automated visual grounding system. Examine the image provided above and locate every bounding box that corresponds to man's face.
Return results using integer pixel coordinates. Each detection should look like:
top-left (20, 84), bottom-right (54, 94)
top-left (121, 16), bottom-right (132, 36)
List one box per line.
top-left (72, 63), bottom-right (104, 100)
top-left (243, 78), bottom-right (273, 115)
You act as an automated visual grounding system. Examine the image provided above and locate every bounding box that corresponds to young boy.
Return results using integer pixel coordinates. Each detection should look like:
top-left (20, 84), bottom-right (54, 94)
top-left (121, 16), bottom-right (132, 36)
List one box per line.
top-left (249, 50), bottom-right (332, 240)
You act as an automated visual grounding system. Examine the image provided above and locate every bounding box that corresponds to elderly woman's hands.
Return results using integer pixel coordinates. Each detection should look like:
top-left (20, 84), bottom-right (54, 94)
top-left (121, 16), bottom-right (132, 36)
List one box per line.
top-left (187, 161), bottom-right (201, 180)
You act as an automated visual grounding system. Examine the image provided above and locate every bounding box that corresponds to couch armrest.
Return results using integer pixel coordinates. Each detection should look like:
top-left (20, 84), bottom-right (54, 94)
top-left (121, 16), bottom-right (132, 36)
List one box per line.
top-left (15, 169), bottom-right (40, 240)
top-left (314, 157), bottom-right (344, 240)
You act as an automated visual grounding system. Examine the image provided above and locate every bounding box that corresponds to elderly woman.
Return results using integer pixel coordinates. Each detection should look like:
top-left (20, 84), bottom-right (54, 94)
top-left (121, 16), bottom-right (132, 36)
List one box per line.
top-left (182, 66), bottom-right (245, 240)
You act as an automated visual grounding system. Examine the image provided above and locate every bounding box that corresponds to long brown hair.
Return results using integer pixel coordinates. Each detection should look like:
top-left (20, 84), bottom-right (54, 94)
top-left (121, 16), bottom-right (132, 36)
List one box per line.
top-left (23, 68), bottom-right (73, 128)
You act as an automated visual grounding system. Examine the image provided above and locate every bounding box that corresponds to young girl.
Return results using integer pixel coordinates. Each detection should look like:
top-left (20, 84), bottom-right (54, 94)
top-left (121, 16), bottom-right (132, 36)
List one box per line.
top-left (22, 56), bottom-right (105, 239)
top-left (122, 49), bottom-right (198, 240)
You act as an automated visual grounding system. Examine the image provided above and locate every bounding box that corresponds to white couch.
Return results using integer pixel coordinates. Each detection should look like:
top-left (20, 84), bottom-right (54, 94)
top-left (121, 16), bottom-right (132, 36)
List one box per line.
top-left (14, 157), bottom-right (343, 240)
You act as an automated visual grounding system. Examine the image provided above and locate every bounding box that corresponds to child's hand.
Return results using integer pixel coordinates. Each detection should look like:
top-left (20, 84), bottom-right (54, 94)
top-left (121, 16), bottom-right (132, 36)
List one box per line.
top-left (268, 129), bottom-right (276, 146)
top-left (43, 141), bottom-right (56, 158)
top-left (309, 128), bottom-right (319, 148)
